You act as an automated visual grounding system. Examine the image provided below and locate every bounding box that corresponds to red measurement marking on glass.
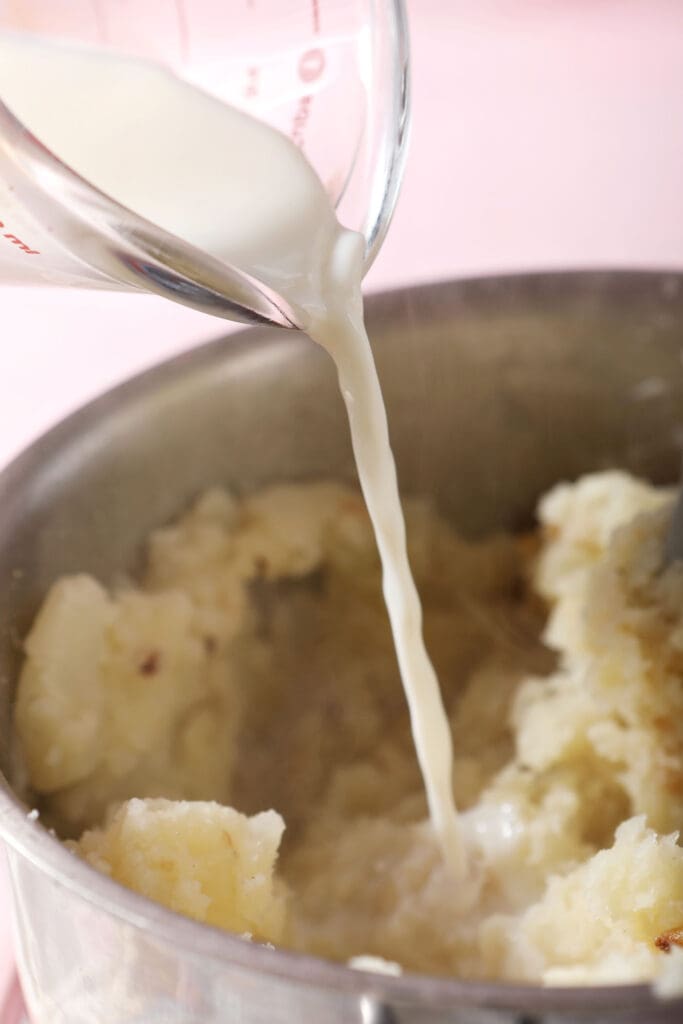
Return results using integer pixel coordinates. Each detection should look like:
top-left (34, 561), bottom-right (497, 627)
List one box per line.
top-left (298, 47), bottom-right (325, 83)
top-left (289, 2), bottom-right (324, 146)
top-left (291, 47), bottom-right (325, 146)
top-left (244, 66), bottom-right (260, 98)
top-left (291, 95), bottom-right (312, 147)
top-left (0, 221), bottom-right (39, 255)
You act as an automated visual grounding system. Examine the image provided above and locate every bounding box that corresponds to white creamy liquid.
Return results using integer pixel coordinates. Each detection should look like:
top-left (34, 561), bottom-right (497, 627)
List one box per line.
top-left (0, 35), bottom-right (464, 872)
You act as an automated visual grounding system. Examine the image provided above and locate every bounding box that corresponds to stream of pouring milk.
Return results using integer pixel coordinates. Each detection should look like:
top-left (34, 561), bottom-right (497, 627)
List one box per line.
top-left (0, 35), bottom-right (464, 874)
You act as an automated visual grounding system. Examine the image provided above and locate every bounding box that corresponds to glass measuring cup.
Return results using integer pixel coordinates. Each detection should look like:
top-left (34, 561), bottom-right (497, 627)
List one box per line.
top-left (0, 0), bottom-right (409, 327)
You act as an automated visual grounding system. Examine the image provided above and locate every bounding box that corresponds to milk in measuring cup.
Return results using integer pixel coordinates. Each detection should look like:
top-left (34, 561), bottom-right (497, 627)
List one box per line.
top-left (0, 33), bottom-right (464, 873)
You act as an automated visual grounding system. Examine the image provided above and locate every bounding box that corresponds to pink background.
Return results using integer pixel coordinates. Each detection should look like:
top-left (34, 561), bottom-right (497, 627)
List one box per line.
top-left (4, 0), bottom-right (683, 1015)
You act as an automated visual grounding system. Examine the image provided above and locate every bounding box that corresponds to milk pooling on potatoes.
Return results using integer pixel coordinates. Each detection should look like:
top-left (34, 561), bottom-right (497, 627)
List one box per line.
top-left (0, 35), bottom-right (462, 868)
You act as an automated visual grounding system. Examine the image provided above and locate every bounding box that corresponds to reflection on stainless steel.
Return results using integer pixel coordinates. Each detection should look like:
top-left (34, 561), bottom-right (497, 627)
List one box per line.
top-left (1, 273), bottom-right (683, 1022)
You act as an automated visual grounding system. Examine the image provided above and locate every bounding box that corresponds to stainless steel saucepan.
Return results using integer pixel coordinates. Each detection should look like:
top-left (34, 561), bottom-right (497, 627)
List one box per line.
top-left (1, 273), bottom-right (682, 1023)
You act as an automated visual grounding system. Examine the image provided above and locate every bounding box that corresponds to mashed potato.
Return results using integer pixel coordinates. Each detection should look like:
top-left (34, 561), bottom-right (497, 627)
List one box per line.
top-left (72, 798), bottom-right (285, 942)
top-left (13, 473), bottom-right (683, 989)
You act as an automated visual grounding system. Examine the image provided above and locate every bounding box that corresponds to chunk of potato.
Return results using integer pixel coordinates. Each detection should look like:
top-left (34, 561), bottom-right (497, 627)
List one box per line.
top-left (72, 798), bottom-right (286, 942)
